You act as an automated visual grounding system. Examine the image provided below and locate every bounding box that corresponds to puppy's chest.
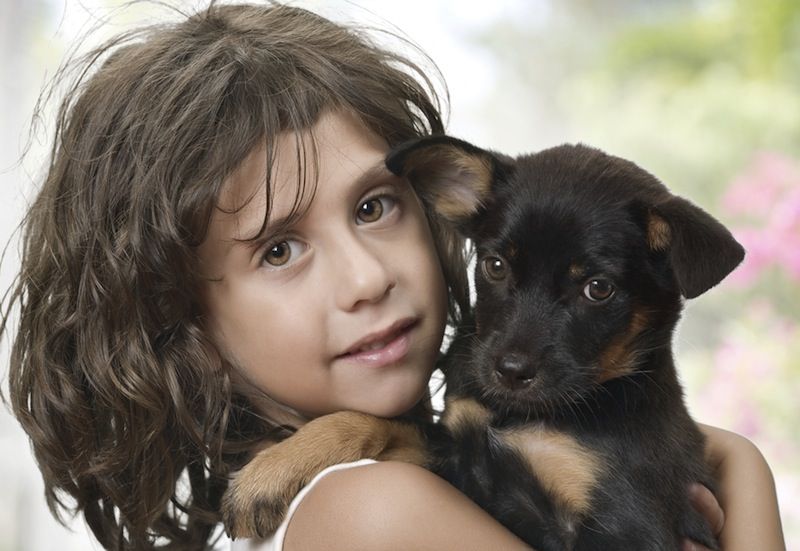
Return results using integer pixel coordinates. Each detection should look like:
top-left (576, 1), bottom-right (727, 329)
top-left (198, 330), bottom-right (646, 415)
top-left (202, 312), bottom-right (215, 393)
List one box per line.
top-left (495, 424), bottom-right (605, 518)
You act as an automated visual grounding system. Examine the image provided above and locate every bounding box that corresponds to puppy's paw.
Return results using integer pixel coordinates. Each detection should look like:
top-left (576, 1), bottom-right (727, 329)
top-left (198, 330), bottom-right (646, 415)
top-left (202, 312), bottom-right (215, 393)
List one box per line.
top-left (221, 491), bottom-right (288, 540)
top-left (221, 446), bottom-right (307, 539)
top-left (221, 411), bottom-right (395, 538)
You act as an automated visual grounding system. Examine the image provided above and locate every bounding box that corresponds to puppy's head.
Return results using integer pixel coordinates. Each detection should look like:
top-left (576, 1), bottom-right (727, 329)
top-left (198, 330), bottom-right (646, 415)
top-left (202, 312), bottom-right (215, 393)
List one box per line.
top-left (388, 137), bottom-right (744, 418)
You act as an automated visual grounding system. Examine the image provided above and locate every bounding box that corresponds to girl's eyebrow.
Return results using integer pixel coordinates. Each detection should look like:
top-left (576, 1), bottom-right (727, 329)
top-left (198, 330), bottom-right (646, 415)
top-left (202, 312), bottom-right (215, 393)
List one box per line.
top-left (348, 162), bottom-right (399, 197)
top-left (235, 209), bottom-right (296, 248)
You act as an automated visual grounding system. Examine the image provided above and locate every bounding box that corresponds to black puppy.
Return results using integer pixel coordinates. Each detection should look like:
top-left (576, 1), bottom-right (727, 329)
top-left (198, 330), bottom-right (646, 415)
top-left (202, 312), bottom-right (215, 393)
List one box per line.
top-left (222, 138), bottom-right (743, 550)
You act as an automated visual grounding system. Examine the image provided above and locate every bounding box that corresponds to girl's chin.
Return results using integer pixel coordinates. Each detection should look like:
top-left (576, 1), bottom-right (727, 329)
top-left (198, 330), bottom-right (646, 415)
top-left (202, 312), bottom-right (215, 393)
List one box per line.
top-left (296, 373), bottom-right (434, 420)
top-left (357, 386), bottom-right (430, 419)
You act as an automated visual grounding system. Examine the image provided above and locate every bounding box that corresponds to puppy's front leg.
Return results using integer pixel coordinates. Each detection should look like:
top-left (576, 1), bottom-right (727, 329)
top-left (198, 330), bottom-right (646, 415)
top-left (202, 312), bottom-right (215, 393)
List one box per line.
top-left (222, 410), bottom-right (427, 538)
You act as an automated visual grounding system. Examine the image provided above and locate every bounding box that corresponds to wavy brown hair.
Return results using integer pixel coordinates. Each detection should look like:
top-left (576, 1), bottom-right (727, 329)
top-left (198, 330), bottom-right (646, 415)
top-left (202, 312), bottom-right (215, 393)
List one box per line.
top-left (1, 2), bottom-right (469, 549)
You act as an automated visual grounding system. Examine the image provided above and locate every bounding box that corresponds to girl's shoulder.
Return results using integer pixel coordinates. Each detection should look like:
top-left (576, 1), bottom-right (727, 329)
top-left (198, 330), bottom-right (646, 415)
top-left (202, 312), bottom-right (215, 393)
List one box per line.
top-left (282, 460), bottom-right (529, 550)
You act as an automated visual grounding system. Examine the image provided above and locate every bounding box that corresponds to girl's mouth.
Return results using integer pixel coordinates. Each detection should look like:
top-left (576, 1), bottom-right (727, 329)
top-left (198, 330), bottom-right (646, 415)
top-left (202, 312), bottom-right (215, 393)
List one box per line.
top-left (337, 318), bottom-right (418, 367)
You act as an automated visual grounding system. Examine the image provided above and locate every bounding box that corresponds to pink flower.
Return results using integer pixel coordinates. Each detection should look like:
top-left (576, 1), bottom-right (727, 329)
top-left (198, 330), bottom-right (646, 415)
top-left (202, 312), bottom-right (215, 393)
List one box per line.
top-left (723, 152), bottom-right (800, 283)
top-left (722, 152), bottom-right (799, 218)
top-left (728, 228), bottom-right (775, 286)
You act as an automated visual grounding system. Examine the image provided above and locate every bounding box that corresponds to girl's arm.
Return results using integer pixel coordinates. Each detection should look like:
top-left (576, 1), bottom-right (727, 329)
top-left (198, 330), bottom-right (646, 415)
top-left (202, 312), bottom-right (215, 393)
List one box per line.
top-left (283, 461), bottom-right (531, 550)
top-left (699, 424), bottom-right (786, 551)
top-left (282, 427), bottom-right (786, 550)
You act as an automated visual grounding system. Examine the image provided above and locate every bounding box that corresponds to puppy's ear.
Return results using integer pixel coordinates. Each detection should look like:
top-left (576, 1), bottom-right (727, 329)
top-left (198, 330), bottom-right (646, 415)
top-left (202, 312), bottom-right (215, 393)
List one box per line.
top-left (647, 196), bottom-right (744, 299)
top-left (386, 135), bottom-right (503, 227)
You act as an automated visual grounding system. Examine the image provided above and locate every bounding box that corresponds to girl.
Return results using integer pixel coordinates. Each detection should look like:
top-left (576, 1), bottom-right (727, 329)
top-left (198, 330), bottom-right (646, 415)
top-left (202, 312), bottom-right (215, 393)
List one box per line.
top-left (1, 2), bottom-right (783, 550)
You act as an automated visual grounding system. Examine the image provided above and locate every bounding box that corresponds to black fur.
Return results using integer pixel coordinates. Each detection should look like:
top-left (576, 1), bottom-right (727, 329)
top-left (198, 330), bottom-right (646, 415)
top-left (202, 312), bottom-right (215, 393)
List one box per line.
top-left (389, 139), bottom-right (743, 551)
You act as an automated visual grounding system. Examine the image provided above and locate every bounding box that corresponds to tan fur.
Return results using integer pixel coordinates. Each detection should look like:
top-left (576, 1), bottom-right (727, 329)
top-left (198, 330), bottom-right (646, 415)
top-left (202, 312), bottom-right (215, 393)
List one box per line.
top-left (223, 411), bottom-right (426, 538)
top-left (598, 308), bottom-right (649, 383)
top-left (375, 422), bottom-right (429, 465)
top-left (441, 396), bottom-right (492, 434)
top-left (501, 425), bottom-right (603, 517)
top-left (568, 263), bottom-right (585, 281)
top-left (647, 213), bottom-right (672, 251)
top-left (410, 146), bottom-right (493, 220)
top-left (506, 243), bottom-right (518, 259)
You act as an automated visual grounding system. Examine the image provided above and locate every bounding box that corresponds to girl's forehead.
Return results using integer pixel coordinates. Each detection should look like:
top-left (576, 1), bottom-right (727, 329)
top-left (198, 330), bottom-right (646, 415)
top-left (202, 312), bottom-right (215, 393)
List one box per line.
top-left (216, 151), bottom-right (309, 243)
top-left (218, 136), bottom-right (313, 221)
top-left (214, 110), bottom-right (386, 239)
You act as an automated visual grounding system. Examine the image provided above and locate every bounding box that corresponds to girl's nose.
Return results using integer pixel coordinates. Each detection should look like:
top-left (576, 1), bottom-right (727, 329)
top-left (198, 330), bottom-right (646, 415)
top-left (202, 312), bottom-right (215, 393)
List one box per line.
top-left (332, 235), bottom-right (395, 311)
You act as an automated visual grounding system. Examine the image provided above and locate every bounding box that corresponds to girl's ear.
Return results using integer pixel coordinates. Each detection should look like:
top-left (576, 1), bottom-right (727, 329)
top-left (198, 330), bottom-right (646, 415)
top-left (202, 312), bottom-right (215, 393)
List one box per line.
top-left (646, 196), bottom-right (745, 299)
top-left (386, 135), bottom-right (504, 228)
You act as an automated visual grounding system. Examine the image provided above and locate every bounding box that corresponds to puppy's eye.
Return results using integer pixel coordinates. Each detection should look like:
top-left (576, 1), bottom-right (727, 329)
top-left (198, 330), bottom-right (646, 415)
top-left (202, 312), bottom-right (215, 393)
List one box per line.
top-left (583, 279), bottom-right (615, 302)
top-left (482, 256), bottom-right (508, 281)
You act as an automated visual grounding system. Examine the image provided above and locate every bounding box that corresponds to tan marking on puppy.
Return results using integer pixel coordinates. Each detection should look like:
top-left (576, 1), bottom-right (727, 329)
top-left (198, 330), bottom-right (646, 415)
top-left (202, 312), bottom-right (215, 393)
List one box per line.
top-left (568, 263), bottom-right (585, 281)
top-left (597, 308), bottom-right (650, 383)
top-left (506, 243), bottom-right (518, 259)
top-left (408, 146), bottom-right (493, 221)
top-left (223, 411), bottom-right (426, 538)
top-left (376, 422), bottom-right (429, 465)
top-left (647, 213), bottom-right (672, 251)
top-left (441, 396), bottom-right (492, 434)
top-left (501, 425), bottom-right (603, 516)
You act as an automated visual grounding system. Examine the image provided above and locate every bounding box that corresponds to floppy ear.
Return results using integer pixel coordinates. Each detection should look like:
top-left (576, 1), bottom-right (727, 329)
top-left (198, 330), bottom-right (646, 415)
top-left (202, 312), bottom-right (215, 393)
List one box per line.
top-left (646, 196), bottom-right (745, 299)
top-left (386, 135), bottom-right (502, 229)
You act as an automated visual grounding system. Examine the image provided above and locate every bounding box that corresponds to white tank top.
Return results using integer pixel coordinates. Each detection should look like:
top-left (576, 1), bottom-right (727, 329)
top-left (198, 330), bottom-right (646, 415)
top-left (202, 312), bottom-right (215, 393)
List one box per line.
top-left (228, 459), bottom-right (378, 551)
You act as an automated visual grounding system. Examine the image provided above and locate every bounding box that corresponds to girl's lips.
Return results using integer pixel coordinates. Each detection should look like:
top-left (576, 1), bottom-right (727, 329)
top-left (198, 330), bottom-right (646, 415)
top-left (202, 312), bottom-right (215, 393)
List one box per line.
top-left (337, 319), bottom-right (418, 368)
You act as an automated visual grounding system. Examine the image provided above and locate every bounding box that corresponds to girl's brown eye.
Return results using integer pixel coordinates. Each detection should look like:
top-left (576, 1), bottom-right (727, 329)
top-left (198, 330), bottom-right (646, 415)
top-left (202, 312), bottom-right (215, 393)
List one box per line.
top-left (482, 256), bottom-right (508, 281)
top-left (263, 240), bottom-right (300, 267)
top-left (261, 239), bottom-right (306, 269)
top-left (583, 278), bottom-right (615, 302)
top-left (356, 197), bottom-right (384, 224)
top-left (264, 242), bottom-right (291, 266)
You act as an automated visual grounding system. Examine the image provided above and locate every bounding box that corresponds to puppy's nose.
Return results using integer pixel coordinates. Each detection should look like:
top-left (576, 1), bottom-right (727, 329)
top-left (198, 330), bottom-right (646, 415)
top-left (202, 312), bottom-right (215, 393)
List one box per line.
top-left (495, 354), bottom-right (535, 389)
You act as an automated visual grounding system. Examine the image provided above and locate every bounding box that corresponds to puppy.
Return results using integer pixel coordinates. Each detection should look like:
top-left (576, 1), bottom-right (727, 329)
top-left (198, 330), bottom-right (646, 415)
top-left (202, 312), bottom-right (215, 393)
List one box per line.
top-left (222, 137), bottom-right (743, 550)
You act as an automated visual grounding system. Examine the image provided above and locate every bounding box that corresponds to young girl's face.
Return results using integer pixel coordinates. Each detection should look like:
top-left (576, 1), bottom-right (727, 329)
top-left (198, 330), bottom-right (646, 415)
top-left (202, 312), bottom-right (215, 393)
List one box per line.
top-left (199, 111), bottom-right (448, 420)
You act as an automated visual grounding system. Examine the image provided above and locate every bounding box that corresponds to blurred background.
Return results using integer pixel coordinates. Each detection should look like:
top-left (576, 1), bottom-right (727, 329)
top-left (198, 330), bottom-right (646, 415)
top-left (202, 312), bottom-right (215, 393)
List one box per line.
top-left (1, 0), bottom-right (797, 549)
